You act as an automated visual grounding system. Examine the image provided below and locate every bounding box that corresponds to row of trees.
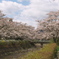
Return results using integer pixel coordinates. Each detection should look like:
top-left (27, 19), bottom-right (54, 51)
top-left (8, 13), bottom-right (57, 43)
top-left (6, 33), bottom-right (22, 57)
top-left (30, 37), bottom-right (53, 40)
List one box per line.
top-left (36, 10), bottom-right (59, 42)
top-left (0, 11), bottom-right (39, 40)
top-left (0, 10), bottom-right (59, 42)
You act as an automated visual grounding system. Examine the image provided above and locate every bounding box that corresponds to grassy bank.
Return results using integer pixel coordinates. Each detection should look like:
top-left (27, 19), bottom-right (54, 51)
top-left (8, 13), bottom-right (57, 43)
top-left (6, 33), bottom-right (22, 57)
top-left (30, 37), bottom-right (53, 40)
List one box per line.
top-left (0, 40), bottom-right (35, 57)
top-left (20, 43), bottom-right (57, 59)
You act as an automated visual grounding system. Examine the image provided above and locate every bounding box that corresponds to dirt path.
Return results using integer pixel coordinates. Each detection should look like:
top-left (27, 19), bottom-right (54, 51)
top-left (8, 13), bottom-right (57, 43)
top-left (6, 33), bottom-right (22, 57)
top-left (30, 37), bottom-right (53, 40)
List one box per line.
top-left (0, 44), bottom-right (42, 59)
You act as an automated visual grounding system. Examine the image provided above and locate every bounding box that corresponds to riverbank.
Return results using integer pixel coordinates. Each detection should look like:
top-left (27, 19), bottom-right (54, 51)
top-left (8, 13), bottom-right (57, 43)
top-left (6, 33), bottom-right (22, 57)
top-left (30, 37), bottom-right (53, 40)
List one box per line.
top-left (0, 43), bottom-right (41, 59)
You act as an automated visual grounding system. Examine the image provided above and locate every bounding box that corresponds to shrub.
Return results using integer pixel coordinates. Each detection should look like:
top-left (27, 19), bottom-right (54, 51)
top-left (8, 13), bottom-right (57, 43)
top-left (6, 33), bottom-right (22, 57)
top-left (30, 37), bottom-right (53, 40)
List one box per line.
top-left (20, 43), bottom-right (57, 59)
top-left (0, 40), bottom-right (35, 49)
top-left (0, 40), bottom-right (35, 56)
top-left (56, 39), bottom-right (59, 45)
top-left (18, 40), bottom-right (35, 49)
top-left (56, 46), bottom-right (59, 51)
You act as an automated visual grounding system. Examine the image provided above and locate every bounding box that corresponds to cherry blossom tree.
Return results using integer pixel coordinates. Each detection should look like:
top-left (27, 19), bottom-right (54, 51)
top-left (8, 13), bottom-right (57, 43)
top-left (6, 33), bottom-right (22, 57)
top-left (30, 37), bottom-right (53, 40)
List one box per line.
top-left (0, 11), bottom-right (36, 40)
top-left (36, 10), bottom-right (59, 42)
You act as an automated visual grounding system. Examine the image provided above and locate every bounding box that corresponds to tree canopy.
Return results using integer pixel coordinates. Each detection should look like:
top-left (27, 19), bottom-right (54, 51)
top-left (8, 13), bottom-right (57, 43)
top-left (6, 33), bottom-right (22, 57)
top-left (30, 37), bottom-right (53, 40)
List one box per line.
top-left (0, 11), bottom-right (37, 40)
top-left (36, 10), bottom-right (59, 42)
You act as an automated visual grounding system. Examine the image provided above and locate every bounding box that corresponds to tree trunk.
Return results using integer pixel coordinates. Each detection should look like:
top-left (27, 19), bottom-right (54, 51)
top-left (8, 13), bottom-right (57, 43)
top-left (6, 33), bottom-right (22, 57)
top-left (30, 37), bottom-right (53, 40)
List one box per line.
top-left (41, 43), bottom-right (43, 48)
top-left (53, 37), bottom-right (56, 43)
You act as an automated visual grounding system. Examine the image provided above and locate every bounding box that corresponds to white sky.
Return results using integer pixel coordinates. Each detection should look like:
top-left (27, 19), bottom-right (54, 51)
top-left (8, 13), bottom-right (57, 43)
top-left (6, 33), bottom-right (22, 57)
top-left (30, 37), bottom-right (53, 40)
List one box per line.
top-left (0, 0), bottom-right (59, 27)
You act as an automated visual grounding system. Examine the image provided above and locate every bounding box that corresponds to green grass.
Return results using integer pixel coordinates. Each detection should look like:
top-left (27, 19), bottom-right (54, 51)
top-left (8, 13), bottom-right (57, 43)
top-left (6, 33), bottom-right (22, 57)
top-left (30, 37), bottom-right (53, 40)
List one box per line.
top-left (56, 46), bottom-right (59, 51)
top-left (19, 43), bottom-right (57, 59)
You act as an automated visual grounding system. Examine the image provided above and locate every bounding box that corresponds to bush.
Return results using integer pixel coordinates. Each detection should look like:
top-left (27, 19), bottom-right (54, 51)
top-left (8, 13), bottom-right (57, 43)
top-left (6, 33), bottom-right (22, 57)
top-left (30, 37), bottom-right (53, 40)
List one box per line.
top-left (56, 46), bottom-right (59, 51)
top-left (0, 40), bottom-right (35, 56)
top-left (0, 40), bottom-right (35, 49)
top-left (56, 39), bottom-right (59, 45)
top-left (20, 43), bottom-right (57, 59)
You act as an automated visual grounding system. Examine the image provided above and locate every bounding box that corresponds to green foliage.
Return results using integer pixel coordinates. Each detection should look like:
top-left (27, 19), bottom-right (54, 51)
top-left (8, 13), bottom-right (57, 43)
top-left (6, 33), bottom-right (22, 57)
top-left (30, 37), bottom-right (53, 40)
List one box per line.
top-left (56, 39), bottom-right (59, 45)
top-left (20, 43), bottom-right (57, 59)
top-left (0, 40), bottom-right (35, 56)
top-left (0, 40), bottom-right (35, 49)
top-left (56, 46), bottom-right (59, 51)
top-left (50, 39), bottom-right (55, 43)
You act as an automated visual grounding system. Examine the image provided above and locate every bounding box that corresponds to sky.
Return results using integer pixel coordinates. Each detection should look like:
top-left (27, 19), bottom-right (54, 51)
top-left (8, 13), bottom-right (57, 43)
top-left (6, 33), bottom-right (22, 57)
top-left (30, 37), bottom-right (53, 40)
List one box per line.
top-left (0, 0), bottom-right (59, 27)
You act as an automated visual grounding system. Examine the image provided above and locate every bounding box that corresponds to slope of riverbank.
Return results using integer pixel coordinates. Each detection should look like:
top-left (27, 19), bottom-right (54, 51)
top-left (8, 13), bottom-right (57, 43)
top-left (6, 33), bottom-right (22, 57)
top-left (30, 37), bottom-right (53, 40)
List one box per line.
top-left (0, 44), bottom-right (41, 59)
